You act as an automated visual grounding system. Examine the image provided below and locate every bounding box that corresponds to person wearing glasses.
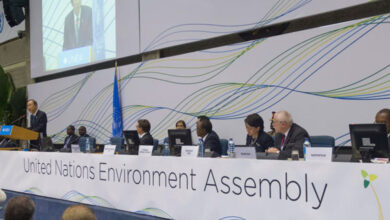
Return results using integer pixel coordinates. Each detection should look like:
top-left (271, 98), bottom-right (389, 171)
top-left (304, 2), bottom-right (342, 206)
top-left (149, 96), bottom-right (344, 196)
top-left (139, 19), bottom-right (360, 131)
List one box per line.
top-left (245, 113), bottom-right (274, 152)
top-left (267, 110), bottom-right (309, 158)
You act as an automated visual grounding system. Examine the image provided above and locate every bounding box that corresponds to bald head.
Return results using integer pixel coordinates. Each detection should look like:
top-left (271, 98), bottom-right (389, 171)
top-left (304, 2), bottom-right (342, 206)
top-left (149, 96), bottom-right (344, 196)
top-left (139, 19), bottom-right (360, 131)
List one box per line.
top-left (61, 204), bottom-right (96, 220)
top-left (375, 108), bottom-right (390, 134)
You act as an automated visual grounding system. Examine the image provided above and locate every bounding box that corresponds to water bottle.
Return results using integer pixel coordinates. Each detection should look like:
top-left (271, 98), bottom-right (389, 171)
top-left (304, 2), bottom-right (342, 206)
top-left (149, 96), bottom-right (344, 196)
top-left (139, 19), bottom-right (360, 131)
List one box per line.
top-left (303, 138), bottom-right (311, 160)
top-left (228, 138), bottom-right (235, 158)
top-left (85, 138), bottom-right (90, 153)
top-left (198, 138), bottom-right (204, 157)
top-left (163, 141), bottom-right (170, 156)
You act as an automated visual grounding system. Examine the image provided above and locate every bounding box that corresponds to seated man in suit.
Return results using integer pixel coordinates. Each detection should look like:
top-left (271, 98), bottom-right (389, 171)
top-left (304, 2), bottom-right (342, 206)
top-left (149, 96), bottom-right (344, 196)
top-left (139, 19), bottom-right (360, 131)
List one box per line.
top-left (136, 119), bottom-right (154, 145)
top-left (245, 113), bottom-right (274, 152)
top-left (196, 116), bottom-right (222, 157)
top-left (63, 125), bottom-right (80, 150)
top-left (27, 99), bottom-right (47, 150)
top-left (267, 110), bottom-right (309, 158)
top-left (78, 126), bottom-right (90, 137)
top-left (375, 108), bottom-right (390, 146)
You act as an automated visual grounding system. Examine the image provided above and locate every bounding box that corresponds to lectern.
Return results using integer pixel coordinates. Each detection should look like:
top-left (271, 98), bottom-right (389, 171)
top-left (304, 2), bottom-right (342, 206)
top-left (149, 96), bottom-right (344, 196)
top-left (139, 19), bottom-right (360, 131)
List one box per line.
top-left (0, 125), bottom-right (38, 140)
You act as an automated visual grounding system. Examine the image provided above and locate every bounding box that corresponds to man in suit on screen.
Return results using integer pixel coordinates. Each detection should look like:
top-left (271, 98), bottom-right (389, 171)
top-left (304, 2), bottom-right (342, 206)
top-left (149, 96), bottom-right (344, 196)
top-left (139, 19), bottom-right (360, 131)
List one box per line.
top-left (63, 0), bottom-right (93, 51)
top-left (267, 110), bottom-right (310, 158)
top-left (27, 99), bottom-right (47, 150)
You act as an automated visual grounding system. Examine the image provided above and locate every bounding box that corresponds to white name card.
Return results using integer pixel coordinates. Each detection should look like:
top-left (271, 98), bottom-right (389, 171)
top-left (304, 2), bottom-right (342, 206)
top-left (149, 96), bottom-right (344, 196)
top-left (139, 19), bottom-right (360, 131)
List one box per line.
top-left (138, 145), bottom-right (153, 156)
top-left (181, 145), bottom-right (199, 157)
top-left (235, 147), bottom-right (256, 159)
top-left (305, 147), bottom-right (332, 162)
top-left (71, 144), bottom-right (81, 153)
top-left (103, 145), bottom-right (116, 155)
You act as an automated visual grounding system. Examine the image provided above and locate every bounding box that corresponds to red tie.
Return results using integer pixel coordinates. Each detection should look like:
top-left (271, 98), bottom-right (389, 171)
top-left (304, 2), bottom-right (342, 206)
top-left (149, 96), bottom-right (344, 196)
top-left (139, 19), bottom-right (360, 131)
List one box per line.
top-left (281, 135), bottom-right (285, 150)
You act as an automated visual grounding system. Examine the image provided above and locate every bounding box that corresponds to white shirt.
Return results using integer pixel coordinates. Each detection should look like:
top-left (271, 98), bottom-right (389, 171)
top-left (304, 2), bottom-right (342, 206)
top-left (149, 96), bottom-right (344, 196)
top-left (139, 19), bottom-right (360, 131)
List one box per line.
top-left (202, 133), bottom-right (208, 142)
top-left (139, 133), bottom-right (145, 139)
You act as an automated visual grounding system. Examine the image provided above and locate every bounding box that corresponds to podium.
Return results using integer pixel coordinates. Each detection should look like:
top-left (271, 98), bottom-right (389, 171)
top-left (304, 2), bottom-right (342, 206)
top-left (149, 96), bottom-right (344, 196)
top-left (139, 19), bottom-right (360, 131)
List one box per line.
top-left (0, 125), bottom-right (38, 140)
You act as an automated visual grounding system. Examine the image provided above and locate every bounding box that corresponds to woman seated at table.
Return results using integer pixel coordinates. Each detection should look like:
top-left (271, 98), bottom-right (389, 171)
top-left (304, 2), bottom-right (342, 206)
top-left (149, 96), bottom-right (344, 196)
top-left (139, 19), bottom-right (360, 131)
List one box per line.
top-left (245, 113), bottom-right (274, 152)
top-left (175, 120), bottom-right (186, 129)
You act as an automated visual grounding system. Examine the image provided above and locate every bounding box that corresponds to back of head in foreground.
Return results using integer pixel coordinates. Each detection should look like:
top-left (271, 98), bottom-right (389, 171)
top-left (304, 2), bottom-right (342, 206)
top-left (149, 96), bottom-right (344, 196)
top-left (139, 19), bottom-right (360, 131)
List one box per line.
top-left (61, 204), bottom-right (97, 220)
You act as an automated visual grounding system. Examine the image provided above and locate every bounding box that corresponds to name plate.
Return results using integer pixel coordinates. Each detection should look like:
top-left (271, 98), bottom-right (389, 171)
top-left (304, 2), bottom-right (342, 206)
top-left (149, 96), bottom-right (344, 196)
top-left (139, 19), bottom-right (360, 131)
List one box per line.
top-left (235, 147), bottom-right (256, 159)
top-left (181, 145), bottom-right (199, 157)
top-left (71, 144), bottom-right (81, 153)
top-left (138, 145), bottom-right (153, 156)
top-left (0, 125), bottom-right (13, 136)
top-left (103, 145), bottom-right (116, 155)
top-left (306, 147), bottom-right (332, 162)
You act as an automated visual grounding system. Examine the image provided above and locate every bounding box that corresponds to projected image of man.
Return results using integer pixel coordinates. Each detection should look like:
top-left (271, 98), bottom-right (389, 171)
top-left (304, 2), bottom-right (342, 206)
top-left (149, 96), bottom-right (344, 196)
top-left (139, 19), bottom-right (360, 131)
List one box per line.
top-left (63, 0), bottom-right (92, 51)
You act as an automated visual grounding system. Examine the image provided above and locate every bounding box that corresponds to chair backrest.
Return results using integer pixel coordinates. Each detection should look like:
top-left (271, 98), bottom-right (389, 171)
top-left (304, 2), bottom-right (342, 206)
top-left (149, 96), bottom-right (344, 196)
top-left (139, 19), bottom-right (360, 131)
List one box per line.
top-left (309, 135), bottom-right (335, 147)
top-left (220, 139), bottom-right (228, 156)
top-left (110, 137), bottom-right (124, 151)
top-left (153, 139), bottom-right (159, 151)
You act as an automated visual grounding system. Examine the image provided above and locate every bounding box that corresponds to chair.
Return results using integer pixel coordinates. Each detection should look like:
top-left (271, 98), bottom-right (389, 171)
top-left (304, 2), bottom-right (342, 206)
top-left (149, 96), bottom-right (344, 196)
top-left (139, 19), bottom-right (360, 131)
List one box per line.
top-left (309, 136), bottom-right (335, 148)
top-left (153, 139), bottom-right (159, 151)
top-left (220, 139), bottom-right (228, 156)
top-left (110, 137), bottom-right (124, 152)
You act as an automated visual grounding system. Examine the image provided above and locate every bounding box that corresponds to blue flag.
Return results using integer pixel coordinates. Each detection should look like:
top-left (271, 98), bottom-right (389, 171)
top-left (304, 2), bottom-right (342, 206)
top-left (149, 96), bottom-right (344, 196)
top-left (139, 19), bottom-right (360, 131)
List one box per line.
top-left (112, 69), bottom-right (123, 137)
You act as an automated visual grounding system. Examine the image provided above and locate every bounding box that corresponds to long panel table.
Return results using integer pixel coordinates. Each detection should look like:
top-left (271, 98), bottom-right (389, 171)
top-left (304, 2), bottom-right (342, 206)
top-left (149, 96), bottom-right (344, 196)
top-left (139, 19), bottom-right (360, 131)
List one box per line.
top-left (0, 151), bottom-right (388, 219)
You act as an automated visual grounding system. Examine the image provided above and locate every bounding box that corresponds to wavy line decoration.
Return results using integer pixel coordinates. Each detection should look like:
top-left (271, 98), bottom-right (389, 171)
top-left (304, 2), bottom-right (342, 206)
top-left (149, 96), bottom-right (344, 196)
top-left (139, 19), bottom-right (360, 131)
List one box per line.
top-left (136, 208), bottom-right (173, 219)
top-left (43, 0), bottom-right (312, 143)
top-left (61, 190), bottom-right (115, 208)
top-left (38, 1), bottom-right (390, 145)
top-left (24, 187), bottom-right (44, 195)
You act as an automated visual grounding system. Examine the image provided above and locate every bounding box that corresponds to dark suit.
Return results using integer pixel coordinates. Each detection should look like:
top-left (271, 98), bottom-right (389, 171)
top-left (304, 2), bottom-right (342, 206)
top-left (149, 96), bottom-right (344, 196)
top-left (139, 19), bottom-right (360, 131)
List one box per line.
top-left (63, 5), bottom-right (93, 51)
top-left (140, 133), bottom-right (154, 145)
top-left (204, 130), bottom-right (222, 157)
top-left (29, 110), bottom-right (48, 150)
top-left (274, 123), bottom-right (309, 158)
top-left (246, 130), bottom-right (274, 152)
top-left (63, 135), bottom-right (79, 149)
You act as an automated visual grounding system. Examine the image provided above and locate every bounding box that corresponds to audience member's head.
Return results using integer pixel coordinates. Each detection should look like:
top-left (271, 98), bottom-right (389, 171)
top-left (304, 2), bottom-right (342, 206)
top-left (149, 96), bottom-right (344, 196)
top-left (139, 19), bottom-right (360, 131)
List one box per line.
top-left (78, 126), bottom-right (87, 137)
top-left (61, 204), bottom-right (96, 220)
top-left (196, 117), bottom-right (212, 138)
top-left (175, 120), bottom-right (186, 129)
top-left (4, 196), bottom-right (35, 220)
top-left (245, 113), bottom-right (264, 137)
top-left (26, 99), bottom-right (38, 114)
top-left (375, 108), bottom-right (390, 134)
top-left (272, 110), bottom-right (293, 134)
top-left (137, 119), bottom-right (151, 135)
top-left (67, 125), bottom-right (76, 136)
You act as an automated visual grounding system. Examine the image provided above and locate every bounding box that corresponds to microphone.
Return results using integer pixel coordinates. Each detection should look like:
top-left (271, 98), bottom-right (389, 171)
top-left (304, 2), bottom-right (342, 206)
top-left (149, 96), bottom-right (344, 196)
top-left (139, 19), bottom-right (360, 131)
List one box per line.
top-left (10, 114), bottom-right (26, 125)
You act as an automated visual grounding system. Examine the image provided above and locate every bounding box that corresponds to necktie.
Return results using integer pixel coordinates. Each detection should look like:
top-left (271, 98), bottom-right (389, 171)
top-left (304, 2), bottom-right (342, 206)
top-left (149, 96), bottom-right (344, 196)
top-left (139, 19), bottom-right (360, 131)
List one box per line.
top-left (281, 135), bottom-right (285, 150)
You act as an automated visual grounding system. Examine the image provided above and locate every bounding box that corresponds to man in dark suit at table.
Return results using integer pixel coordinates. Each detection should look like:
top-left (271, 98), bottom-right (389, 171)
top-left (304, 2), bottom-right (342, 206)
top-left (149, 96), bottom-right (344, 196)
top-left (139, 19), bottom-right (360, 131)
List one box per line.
top-left (27, 99), bottom-right (47, 150)
top-left (197, 116), bottom-right (222, 157)
top-left (267, 110), bottom-right (309, 158)
top-left (78, 126), bottom-right (90, 138)
top-left (375, 108), bottom-right (390, 146)
top-left (63, 125), bottom-right (79, 150)
top-left (63, 0), bottom-right (93, 51)
top-left (136, 119), bottom-right (154, 145)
